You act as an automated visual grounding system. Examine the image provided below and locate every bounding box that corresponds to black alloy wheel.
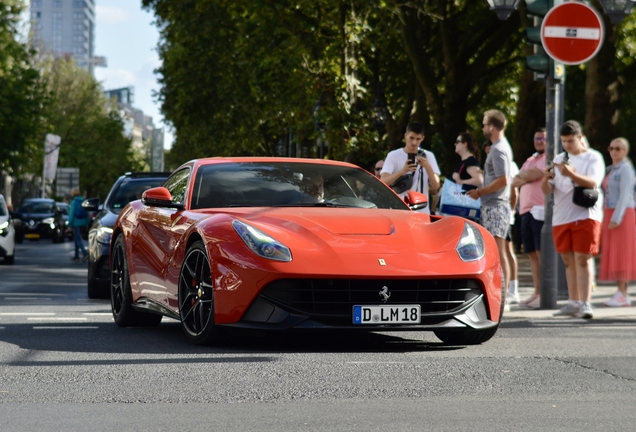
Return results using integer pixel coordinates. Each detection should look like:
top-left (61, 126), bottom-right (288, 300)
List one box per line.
top-left (110, 235), bottom-right (162, 327)
top-left (178, 241), bottom-right (218, 345)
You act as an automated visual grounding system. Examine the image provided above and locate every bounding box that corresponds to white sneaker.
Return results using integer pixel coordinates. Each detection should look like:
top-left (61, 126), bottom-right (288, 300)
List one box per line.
top-left (506, 293), bottom-right (520, 305)
top-left (604, 291), bottom-right (632, 307)
top-left (577, 302), bottom-right (594, 319)
top-left (553, 302), bottom-right (580, 317)
top-left (527, 295), bottom-right (541, 309)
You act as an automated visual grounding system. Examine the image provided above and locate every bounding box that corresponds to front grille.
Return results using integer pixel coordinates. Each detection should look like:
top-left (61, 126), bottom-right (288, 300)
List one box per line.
top-left (260, 278), bottom-right (483, 318)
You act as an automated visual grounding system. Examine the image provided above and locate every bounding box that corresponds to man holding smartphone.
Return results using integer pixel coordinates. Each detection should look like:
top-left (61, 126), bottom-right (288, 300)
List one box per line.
top-left (380, 122), bottom-right (441, 214)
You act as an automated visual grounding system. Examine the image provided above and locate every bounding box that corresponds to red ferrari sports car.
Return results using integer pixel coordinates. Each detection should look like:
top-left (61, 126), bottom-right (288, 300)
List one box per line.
top-left (110, 157), bottom-right (503, 345)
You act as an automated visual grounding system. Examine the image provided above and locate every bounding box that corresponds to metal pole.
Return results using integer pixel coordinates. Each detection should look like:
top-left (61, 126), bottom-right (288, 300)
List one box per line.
top-left (540, 71), bottom-right (559, 309)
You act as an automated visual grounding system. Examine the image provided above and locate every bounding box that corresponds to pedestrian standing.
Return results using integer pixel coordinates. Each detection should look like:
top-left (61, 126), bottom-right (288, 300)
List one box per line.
top-left (380, 122), bottom-right (441, 213)
top-left (600, 138), bottom-right (636, 307)
top-left (451, 132), bottom-right (483, 189)
top-left (68, 189), bottom-right (90, 262)
top-left (465, 110), bottom-right (514, 301)
top-left (373, 160), bottom-right (384, 178)
top-left (511, 128), bottom-right (547, 308)
top-left (542, 120), bottom-right (605, 319)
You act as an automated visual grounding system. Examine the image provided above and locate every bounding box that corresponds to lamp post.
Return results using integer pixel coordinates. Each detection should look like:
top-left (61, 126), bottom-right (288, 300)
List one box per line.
top-left (597, 0), bottom-right (636, 24)
top-left (313, 95), bottom-right (327, 159)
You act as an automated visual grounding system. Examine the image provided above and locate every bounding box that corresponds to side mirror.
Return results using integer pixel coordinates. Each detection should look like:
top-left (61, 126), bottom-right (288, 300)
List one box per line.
top-left (403, 190), bottom-right (428, 211)
top-left (142, 187), bottom-right (184, 210)
top-left (82, 198), bottom-right (100, 212)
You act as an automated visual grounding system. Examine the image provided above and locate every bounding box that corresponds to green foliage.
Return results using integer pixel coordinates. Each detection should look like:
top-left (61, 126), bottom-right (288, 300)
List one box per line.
top-left (0, 0), bottom-right (47, 175)
top-left (38, 58), bottom-right (144, 199)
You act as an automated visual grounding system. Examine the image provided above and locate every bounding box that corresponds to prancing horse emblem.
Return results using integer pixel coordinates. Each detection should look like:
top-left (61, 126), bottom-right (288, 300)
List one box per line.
top-left (379, 286), bottom-right (391, 303)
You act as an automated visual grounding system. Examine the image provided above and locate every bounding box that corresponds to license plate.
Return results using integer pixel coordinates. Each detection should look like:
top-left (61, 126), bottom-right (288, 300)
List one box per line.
top-left (353, 305), bottom-right (421, 325)
top-left (25, 233), bottom-right (40, 239)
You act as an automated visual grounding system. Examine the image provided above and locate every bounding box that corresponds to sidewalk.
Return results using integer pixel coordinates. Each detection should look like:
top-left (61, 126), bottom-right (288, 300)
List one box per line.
top-left (504, 253), bottom-right (636, 319)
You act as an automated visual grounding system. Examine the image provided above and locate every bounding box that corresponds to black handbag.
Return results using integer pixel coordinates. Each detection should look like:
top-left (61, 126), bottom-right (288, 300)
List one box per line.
top-left (572, 186), bottom-right (599, 208)
top-left (390, 173), bottom-right (413, 194)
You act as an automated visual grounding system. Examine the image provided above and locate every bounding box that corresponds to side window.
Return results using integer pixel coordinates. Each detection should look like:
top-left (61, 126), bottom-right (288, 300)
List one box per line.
top-left (164, 168), bottom-right (190, 204)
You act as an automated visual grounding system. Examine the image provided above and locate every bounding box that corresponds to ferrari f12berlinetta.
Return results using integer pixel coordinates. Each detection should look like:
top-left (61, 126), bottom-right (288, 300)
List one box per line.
top-left (110, 158), bottom-right (503, 345)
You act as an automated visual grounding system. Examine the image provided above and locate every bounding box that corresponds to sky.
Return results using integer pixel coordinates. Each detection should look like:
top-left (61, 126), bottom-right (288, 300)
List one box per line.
top-left (92, 0), bottom-right (173, 149)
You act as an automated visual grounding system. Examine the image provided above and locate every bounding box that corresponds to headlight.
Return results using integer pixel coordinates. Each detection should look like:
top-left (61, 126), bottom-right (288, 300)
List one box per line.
top-left (0, 220), bottom-right (8, 236)
top-left (95, 226), bottom-right (113, 245)
top-left (42, 217), bottom-right (54, 224)
top-left (456, 222), bottom-right (485, 262)
top-left (232, 220), bottom-right (292, 262)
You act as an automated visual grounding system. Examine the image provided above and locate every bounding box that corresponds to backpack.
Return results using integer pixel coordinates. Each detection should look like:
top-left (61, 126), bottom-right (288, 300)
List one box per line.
top-left (74, 201), bottom-right (88, 219)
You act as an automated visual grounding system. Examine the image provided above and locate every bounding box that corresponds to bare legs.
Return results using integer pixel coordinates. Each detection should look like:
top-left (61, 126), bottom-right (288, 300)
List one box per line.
top-left (495, 236), bottom-right (510, 299)
top-left (560, 251), bottom-right (594, 302)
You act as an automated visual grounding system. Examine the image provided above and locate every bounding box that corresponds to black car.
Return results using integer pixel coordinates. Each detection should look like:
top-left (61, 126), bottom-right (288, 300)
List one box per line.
top-left (84, 172), bottom-right (171, 298)
top-left (12, 198), bottom-right (58, 243)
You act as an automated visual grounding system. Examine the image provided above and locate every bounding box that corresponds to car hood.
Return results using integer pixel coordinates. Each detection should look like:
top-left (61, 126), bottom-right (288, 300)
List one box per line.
top-left (15, 212), bottom-right (54, 220)
top-left (210, 207), bottom-right (467, 255)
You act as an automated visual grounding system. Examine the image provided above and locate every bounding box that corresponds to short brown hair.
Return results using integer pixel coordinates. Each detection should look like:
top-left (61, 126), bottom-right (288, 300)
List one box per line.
top-left (559, 120), bottom-right (583, 137)
top-left (484, 109), bottom-right (507, 131)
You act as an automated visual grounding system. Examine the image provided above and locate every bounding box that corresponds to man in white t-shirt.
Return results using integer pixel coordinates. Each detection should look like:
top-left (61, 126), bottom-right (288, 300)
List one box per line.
top-left (380, 122), bottom-right (441, 214)
top-left (541, 120), bottom-right (605, 319)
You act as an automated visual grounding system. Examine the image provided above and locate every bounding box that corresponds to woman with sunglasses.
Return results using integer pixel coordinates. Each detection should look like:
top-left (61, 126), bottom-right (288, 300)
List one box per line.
top-left (451, 132), bottom-right (483, 191)
top-left (599, 138), bottom-right (636, 307)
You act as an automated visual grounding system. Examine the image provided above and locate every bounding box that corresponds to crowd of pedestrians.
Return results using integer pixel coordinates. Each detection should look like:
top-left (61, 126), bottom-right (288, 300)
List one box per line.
top-left (376, 113), bottom-right (636, 319)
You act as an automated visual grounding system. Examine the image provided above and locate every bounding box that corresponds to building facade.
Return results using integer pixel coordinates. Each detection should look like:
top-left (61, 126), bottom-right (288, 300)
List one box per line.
top-left (30, 0), bottom-right (102, 73)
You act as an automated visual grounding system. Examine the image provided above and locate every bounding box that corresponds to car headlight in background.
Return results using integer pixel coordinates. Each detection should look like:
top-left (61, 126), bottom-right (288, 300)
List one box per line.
top-left (232, 220), bottom-right (292, 262)
top-left (95, 226), bottom-right (113, 245)
top-left (0, 220), bottom-right (8, 236)
top-left (42, 217), bottom-right (55, 229)
top-left (455, 222), bottom-right (485, 262)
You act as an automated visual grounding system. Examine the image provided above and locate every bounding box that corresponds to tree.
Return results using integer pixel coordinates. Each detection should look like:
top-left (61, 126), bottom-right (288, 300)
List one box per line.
top-left (0, 0), bottom-right (47, 176)
top-left (39, 58), bottom-right (144, 199)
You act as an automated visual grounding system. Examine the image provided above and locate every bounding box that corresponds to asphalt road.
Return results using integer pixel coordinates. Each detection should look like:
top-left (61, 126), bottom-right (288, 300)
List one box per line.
top-left (1, 241), bottom-right (636, 431)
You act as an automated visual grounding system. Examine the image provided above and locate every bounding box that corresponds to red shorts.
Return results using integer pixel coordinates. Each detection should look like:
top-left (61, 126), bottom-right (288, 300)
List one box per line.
top-left (552, 219), bottom-right (601, 255)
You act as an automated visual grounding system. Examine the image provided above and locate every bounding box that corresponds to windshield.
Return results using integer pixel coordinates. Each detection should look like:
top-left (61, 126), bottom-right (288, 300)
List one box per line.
top-left (17, 201), bottom-right (55, 214)
top-left (109, 177), bottom-right (167, 214)
top-left (191, 162), bottom-right (409, 210)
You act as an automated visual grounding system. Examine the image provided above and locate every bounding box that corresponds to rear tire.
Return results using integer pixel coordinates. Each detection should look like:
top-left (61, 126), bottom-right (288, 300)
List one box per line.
top-left (110, 235), bottom-right (162, 327)
top-left (4, 254), bottom-right (14, 265)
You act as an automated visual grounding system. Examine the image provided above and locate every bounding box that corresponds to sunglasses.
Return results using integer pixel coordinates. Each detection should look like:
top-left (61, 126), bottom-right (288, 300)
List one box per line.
top-left (375, 166), bottom-right (383, 170)
top-left (534, 138), bottom-right (546, 142)
top-left (608, 146), bottom-right (624, 151)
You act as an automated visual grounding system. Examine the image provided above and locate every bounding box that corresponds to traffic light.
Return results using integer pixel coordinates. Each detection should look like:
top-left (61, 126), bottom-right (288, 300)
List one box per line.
top-left (524, 0), bottom-right (551, 77)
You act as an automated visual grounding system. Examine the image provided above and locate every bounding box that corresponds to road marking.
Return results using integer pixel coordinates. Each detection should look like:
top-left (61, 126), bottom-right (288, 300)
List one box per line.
top-left (0, 313), bottom-right (55, 316)
top-left (33, 326), bottom-right (99, 330)
top-left (5, 297), bottom-right (54, 301)
top-left (83, 313), bottom-right (113, 316)
top-left (27, 317), bottom-right (88, 321)
top-left (0, 293), bottom-right (65, 297)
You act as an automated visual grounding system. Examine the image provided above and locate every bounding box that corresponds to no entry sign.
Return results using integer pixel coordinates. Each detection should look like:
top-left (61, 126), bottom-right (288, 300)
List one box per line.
top-left (541, 1), bottom-right (605, 65)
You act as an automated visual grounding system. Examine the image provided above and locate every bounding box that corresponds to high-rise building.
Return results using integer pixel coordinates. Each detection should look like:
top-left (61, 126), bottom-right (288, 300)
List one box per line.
top-left (29, 0), bottom-right (105, 73)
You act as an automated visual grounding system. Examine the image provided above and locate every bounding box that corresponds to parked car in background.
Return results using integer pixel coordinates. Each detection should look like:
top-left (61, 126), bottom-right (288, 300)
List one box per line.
top-left (0, 194), bottom-right (16, 264)
top-left (84, 172), bottom-right (171, 298)
top-left (11, 198), bottom-right (58, 243)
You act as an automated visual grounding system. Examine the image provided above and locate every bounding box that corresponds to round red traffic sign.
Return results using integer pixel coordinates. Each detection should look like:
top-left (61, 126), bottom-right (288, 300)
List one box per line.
top-left (541, 2), bottom-right (604, 65)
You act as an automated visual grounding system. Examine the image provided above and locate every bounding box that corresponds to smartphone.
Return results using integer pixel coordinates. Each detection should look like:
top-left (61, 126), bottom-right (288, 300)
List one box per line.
top-left (407, 153), bottom-right (416, 165)
top-left (417, 148), bottom-right (427, 159)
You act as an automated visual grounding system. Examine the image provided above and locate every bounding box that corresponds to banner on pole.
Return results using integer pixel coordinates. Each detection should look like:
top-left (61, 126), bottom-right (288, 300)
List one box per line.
top-left (44, 134), bottom-right (61, 181)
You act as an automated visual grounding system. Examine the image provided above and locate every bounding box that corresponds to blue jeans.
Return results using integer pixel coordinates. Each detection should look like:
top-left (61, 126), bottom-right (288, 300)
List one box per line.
top-left (73, 226), bottom-right (87, 258)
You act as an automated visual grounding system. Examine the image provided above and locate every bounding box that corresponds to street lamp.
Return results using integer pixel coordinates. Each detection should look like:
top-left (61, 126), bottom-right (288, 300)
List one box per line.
top-left (486, 0), bottom-right (521, 20)
top-left (313, 95), bottom-right (327, 158)
top-left (597, 0), bottom-right (636, 24)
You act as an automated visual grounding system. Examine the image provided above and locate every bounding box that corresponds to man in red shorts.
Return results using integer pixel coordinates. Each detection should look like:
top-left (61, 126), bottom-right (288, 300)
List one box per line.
top-left (541, 120), bottom-right (605, 319)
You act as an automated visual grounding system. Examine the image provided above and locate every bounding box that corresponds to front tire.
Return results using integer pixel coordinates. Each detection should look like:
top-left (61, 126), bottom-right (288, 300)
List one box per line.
top-left (110, 235), bottom-right (162, 327)
top-left (178, 241), bottom-right (218, 345)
